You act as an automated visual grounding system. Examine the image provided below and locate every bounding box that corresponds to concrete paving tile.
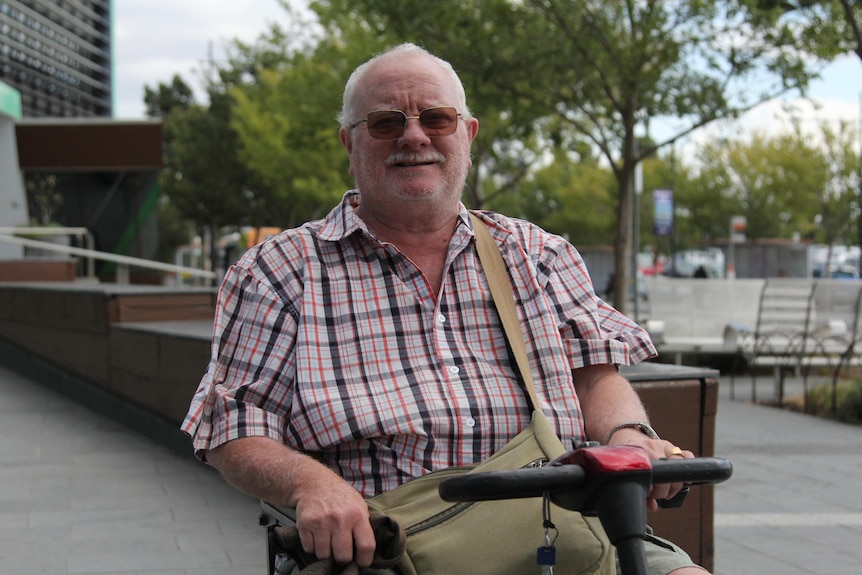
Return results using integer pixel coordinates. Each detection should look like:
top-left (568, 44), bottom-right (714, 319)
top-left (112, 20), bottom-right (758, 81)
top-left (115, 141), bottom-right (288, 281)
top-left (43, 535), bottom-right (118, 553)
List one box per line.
top-left (28, 506), bottom-right (175, 529)
top-left (219, 513), bottom-right (268, 539)
top-left (184, 567), bottom-right (262, 575)
top-left (170, 498), bottom-right (258, 523)
top-left (65, 548), bottom-right (228, 574)
top-left (68, 518), bottom-right (182, 545)
top-left (224, 537), bottom-right (268, 568)
top-left (0, 524), bottom-right (73, 574)
top-left (0, 512), bottom-right (32, 531)
top-left (714, 531), bottom-right (817, 575)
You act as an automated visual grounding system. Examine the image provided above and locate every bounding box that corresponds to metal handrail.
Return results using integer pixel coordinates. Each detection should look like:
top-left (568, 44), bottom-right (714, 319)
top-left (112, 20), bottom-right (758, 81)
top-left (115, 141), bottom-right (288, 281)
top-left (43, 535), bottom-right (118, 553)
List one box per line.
top-left (0, 233), bottom-right (216, 284)
top-left (0, 227), bottom-right (96, 278)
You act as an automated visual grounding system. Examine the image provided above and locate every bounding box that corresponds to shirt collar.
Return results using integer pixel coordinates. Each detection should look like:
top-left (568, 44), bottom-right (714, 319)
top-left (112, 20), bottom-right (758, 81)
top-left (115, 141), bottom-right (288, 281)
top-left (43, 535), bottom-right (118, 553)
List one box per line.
top-left (316, 190), bottom-right (474, 242)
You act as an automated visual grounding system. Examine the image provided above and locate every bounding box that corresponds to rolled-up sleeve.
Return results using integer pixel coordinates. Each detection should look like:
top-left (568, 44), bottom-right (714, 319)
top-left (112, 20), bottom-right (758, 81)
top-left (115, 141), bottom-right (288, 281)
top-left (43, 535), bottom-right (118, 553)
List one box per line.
top-left (540, 237), bottom-right (656, 368)
top-left (181, 259), bottom-right (299, 458)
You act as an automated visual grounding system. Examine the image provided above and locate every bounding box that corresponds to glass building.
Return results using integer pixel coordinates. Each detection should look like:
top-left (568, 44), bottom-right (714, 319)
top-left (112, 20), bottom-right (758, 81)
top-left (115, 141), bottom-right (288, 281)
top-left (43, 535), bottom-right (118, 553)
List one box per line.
top-left (0, 0), bottom-right (162, 278)
top-left (0, 0), bottom-right (112, 118)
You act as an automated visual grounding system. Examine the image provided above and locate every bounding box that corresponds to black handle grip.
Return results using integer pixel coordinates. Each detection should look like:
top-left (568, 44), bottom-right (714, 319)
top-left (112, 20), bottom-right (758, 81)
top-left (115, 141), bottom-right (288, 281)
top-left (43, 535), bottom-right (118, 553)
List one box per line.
top-left (438, 464), bottom-right (586, 502)
top-left (651, 457), bottom-right (733, 486)
top-left (439, 456), bottom-right (732, 503)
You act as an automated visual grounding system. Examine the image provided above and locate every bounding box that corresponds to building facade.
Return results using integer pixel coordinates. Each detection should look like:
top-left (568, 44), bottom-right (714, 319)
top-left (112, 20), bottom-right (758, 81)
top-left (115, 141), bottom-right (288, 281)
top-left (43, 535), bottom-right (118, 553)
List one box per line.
top-left (0, 0), bottom-right (112, 118)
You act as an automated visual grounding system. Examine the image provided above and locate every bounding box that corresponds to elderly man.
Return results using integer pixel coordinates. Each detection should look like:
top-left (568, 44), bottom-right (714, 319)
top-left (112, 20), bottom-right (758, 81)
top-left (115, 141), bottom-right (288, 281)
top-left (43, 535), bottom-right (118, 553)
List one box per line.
top-left (182, 43), bottom-right (708, 574)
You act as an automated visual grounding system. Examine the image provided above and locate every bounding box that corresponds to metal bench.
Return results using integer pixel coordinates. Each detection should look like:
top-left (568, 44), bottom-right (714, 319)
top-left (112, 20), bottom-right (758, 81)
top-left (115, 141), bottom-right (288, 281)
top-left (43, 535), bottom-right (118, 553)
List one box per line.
top-left (732, 279), bottom-right (862, 409)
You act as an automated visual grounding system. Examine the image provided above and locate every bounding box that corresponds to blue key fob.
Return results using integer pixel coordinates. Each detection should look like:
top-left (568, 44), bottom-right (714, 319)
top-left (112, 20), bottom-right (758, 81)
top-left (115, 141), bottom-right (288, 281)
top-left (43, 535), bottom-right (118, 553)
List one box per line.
top-left (537, 546), bottom-right (557, 566)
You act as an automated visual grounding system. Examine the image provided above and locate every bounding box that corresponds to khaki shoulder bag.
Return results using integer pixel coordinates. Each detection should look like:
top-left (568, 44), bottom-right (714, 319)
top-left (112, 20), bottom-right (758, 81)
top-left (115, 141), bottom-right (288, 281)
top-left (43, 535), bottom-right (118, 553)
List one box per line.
top-left (362, 214), bottom-right (614, 575)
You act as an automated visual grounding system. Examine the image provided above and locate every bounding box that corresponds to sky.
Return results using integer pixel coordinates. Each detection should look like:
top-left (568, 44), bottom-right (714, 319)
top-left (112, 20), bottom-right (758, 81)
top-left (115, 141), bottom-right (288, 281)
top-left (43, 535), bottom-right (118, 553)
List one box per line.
top-left (112, 0), bottom-right (295, 119)
top-left (113, 0), bottom-right (862, 149)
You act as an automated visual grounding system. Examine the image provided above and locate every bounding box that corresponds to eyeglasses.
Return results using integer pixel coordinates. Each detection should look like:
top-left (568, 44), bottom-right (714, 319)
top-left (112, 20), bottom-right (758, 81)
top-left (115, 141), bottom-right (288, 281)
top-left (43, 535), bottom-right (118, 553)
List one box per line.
top-left (349, 106), bottom-right (463, 140)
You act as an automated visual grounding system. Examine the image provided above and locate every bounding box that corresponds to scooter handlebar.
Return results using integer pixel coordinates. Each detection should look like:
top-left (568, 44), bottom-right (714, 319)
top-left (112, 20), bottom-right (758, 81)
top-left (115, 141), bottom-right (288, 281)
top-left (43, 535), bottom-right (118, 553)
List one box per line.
top-left (439, 453), bottom-right (732, 504)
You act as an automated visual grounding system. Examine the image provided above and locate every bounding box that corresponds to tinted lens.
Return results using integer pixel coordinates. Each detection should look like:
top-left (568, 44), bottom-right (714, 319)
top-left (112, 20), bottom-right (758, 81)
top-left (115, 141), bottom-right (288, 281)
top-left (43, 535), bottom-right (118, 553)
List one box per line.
top-left (364, 107), bottom-right (460, 140)
top-left (418, 107), bottom-right (459, 136)
top-left (365, 111), bottom-right (407, 140)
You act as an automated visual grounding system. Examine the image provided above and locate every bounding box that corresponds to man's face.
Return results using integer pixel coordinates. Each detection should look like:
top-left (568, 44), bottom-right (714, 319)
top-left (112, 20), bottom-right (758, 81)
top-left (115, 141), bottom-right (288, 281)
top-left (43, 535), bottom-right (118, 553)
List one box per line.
top-left (339, 54), bottom-right (479, 212)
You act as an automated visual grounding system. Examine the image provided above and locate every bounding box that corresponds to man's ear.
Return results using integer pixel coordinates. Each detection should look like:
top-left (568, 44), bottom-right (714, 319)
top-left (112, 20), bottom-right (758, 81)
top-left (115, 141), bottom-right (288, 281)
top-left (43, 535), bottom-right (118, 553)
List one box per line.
top-left (339, 127), bottom-right (356, 176)
top-left (339, 127), bottom-right (352, 153)
top-left (465, 117), bottom-right (479, 143)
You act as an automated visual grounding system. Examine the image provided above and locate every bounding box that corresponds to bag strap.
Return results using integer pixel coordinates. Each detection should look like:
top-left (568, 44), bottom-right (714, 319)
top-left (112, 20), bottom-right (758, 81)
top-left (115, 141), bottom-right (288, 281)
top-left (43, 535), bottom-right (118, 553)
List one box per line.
top-left (469, 213), bottom-right (542, 411)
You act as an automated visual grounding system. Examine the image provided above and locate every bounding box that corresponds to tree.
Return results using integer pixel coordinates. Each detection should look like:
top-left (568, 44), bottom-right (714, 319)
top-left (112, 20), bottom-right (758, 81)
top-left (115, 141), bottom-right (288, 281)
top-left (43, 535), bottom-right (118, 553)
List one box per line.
top-left (675, 119), bottom-right (859, 251)
top-left (226, 12), bottom-right (365, 227)
top-left (756, 1), bottom-right (862, 61)
top-left (310, 0), bottom-right (826, 313)
top-left (144, 74), bottom-right (195, 118)
top-left (493, 146), bottom-right (617, 245)
top-left (146, 65), bottom-right (263, 277)
top-left (310, 0), bottom-right (564, 214)
top-left (144, 75), bottom-right (198, 264)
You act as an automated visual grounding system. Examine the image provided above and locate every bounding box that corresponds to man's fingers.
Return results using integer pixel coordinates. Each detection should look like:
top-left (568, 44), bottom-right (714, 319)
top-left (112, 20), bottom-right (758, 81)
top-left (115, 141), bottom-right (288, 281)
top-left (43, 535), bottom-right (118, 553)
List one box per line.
top-left (331, 528), bottom-right (358, 565)
top-left (352, 520), bottom-right (377, 567)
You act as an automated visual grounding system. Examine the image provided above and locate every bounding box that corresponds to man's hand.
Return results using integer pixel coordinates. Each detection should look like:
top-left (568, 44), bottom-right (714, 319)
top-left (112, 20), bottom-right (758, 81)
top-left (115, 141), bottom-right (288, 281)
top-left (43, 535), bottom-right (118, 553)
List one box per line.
top-left (572, 365), bottom-right (694, 511)
top-left (206, 436), bottom-right (376, 566)
top-left (292, 473), bottom-right (376, 566)
top-left (606, 428), bottom-right (693, 511)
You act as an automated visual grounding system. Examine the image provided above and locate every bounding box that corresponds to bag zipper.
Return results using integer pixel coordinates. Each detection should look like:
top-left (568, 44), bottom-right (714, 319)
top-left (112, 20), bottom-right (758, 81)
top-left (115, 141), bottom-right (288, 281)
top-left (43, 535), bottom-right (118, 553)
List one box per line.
top-left (404, 457), bottom-right (549, 536)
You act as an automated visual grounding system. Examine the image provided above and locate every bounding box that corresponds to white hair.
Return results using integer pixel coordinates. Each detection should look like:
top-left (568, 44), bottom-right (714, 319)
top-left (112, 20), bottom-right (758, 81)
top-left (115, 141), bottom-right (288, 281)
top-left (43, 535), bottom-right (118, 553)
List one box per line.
top-left (338, 43), bottom-right (472, 128)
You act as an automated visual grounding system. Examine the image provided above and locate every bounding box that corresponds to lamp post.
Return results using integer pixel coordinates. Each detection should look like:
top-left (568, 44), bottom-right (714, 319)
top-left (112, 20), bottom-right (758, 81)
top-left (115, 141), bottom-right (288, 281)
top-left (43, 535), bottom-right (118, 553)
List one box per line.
top-left (728, 215), bottom-right (746, 279)
top-left (632, 160), bottom-right (643, 321)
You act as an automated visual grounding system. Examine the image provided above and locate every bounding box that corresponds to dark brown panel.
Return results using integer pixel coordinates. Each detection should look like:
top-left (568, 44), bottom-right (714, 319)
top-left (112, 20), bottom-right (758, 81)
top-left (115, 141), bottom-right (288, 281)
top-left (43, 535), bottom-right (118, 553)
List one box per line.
top-left (15, 121), bottom-right (163, 170)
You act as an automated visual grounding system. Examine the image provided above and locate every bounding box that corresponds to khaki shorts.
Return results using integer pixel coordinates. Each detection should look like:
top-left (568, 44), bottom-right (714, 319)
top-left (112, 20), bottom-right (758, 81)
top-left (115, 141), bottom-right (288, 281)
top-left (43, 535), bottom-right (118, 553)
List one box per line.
top-left (630, 527), bottom-right (705, 575)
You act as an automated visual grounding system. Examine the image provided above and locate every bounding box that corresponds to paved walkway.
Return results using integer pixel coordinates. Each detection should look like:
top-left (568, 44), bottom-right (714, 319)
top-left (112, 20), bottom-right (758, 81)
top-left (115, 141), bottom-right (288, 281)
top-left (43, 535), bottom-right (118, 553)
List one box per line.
top-left (1, 360), bottom-right (860, 574)
top-left (712, 375), bottom-right (862, 574)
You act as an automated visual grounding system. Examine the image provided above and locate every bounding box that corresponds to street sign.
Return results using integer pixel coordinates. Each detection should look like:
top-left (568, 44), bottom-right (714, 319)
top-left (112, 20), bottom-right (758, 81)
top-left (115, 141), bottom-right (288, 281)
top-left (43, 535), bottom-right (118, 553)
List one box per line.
top-left (653, 189), bottom-right (673, 236)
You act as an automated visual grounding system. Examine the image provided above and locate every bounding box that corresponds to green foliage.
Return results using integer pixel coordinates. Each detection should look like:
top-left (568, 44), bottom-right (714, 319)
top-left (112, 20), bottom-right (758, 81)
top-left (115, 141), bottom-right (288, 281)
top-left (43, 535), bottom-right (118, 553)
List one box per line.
top-left (805, 379), bottom-right (862, 425)
top-left (158, 99), bottom-right (255, 229)
top-left (25, 174), bottom-right (62, 226)
top-left (490, 149), bottom-right (617, 244)
top-left (146, 3), bottom-right (352, 241)
top-left (156, 195), bottom-right (194, 263)
top-left (143, 0), bottom-right (860, 290)
top-left (310, 0), bottom-right (573, 210)
top-left (144, 75), bottom-right (195, 118)
top-left (748, 0), bottom-right (862, 61)
top-left (228, 41), bottom-right (357, 227)
top-left (676, 120), bottom-right (859, 246)
top-left (310, 0), bottom-right (829, 312)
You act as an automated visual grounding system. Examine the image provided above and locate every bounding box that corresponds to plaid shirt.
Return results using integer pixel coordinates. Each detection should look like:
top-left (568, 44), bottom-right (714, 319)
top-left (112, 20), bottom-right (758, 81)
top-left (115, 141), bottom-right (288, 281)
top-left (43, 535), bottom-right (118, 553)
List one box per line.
top-left (182, 191), bottom-right (656, 496)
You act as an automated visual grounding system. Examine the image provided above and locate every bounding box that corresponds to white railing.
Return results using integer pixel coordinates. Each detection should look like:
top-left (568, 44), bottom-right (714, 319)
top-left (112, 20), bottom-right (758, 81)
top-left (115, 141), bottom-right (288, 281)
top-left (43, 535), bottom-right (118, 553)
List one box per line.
top-left (0, 226), bottom-right (97, 278)
top-left (0, 232), bottom-right (216, 284)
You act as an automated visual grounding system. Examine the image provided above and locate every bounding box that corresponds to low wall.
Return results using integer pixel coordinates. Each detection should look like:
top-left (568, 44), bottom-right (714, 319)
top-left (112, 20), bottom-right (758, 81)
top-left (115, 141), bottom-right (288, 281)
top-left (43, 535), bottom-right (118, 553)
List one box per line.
top-left (0, 259), bottom-right (77, 282)
top-left (623, 364), bottom-right (719, 569)
top-left (645, 277), bottom-right (862, 367)
top-left (0, 282), bottom-right (216, 386)
top-left (644, 278), bottom-right (764, 356)
top-left (0, 282), bottom-right (720, 571)
top-left (110, 320), bottom-right (213, 424)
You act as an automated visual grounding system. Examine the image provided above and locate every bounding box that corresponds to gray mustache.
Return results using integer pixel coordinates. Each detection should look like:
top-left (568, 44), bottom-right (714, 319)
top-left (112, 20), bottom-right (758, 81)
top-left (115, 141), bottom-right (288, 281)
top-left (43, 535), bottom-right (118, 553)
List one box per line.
top-left (386, 151), bottom-right (447, 166)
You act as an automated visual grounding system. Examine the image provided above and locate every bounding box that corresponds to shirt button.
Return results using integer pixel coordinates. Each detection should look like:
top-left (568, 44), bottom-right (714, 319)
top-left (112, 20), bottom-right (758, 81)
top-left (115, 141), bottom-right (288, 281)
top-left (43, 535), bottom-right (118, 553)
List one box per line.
top-left (436, 314), bottom-right (446, 324)
top-left (466, 417), bottom-right (476, 427)
top-left (448, 366), bottom-right (460, 374)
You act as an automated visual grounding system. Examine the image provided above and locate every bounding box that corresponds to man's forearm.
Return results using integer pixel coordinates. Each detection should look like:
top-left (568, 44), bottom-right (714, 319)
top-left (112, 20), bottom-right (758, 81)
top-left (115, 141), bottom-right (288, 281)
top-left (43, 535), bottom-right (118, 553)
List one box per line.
top-left (572, 364), bottom-right (651, 444)
top-left (205, 436), bottom-right (339, 507)
top-left (207, 436), bottom-right (377, 566)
